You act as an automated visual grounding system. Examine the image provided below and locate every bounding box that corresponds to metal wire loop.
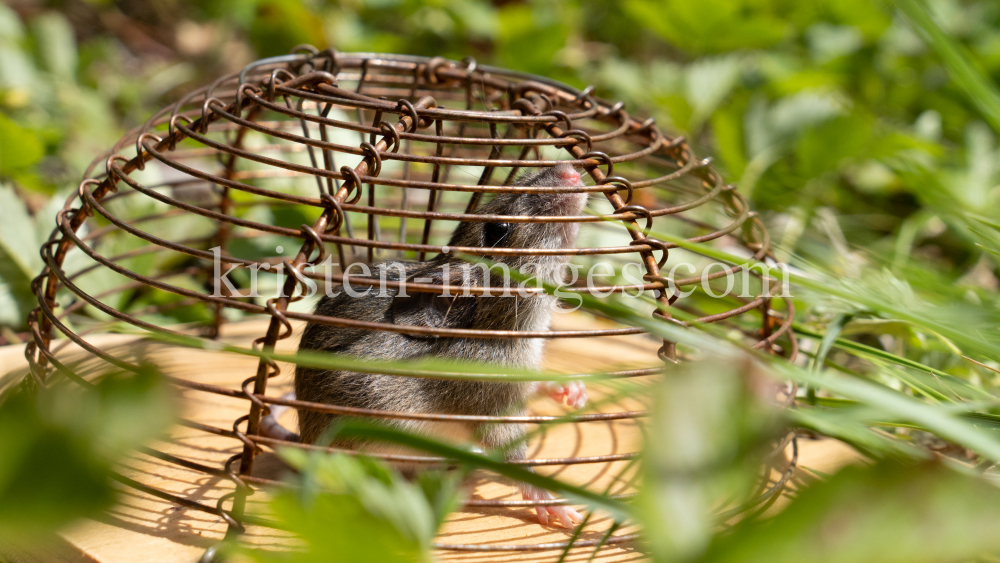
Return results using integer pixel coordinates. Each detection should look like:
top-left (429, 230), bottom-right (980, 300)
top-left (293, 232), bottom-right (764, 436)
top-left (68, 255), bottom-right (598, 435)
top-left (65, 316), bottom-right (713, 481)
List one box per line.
top-left (299, 224), bottom-right (327, 265)
top-left (223, 453), bottom-right (252, 494)
top-left (572, 85), bottom-right (595, 104)
top-left (614, 204), bottom-right (653, 237)
top-left (425, 56), bottom-right (451, 84)
top-left (536, 93), bottom-right (555, 113)
top-left (232, 83), bottom-right (260, 111)
top-left (541, 110), bottom-right (572, 131)
top-left (265, 69), bottom-right (294, 101)
top-left (601, 175), bottom-right (634, 205)
top-left (290, 44), bottom-right (319, 56)
top-left (651, 307), bottom-right (670, 321)
top-left (396, 99), bottom-right (420, 133)
top-left (360, 142), bottom-right (383, 177)
top-left (581, 151), bottom-right (614, 178)
top-left (558, 129), bottom-right (593, 152)
top-left (462, 56), bottom-right (477, 74)
top-left (105, 155), bottom-right (130, 189)
top-left (77, 178), bottom-right (102, 201)
top-left (721, 186), bottom-right (746, 218)
top-left (378, 121), bottom-right (401, 153)
top-left (602, 100), bottom-right (626, 118)
top-left (511, 98), bottom-right (539, 116)
top-left (134, 133), bottom-right (163, 171)
top-left (339, 166), bottom-right (365, 204)
top-left (29, 272), bottom-right (47, 297)
top-left (60, 204), bottom-right (89, 225)
top-left (200, 97), bottom-right (227, 132)
top-left (232, 410), bottom-right (263, 450)
top-left (636, 238), bottom-right (670, 268)
top-left (263, 300), bottom-right (294, 340)
top-left (167, 114), bottom-right (194, 148)
top-left (320, 193), bottom-right (345, 233)
top-left (317, 47), bottom-right (340, 74)
top-left (282, 260), bottom-right (310, 303)
top-left (55, 207), bottom-right (79, 229)
top-left (657, 345), bottom-right (676, 364)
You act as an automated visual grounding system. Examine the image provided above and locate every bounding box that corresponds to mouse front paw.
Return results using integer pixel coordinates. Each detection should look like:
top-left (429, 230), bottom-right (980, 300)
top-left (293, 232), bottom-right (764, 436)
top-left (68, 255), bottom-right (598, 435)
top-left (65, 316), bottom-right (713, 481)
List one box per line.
top-left (521, 486), bottom-right (583, 528)
top-left (538, 381), bottom-right (587, 409)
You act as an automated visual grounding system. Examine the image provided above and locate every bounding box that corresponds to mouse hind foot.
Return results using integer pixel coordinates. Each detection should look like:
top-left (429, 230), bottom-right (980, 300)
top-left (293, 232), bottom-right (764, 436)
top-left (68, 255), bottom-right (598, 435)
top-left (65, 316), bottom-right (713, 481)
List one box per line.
top-left (520, 484), bottom-right (583, 528)
top-left (535, 381), bottom-right (588, 409)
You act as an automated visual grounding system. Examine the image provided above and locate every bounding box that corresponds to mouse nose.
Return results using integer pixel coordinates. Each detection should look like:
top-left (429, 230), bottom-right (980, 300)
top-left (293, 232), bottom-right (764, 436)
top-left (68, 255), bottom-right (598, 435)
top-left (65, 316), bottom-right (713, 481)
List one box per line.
top-left (555, 163), bottom-right (581, 183)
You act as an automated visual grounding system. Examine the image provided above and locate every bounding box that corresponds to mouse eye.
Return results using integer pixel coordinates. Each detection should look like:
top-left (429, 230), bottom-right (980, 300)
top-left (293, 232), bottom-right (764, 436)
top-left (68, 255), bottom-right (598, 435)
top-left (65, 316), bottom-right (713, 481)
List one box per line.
top-left (483, 222), bottom-right (511, 247)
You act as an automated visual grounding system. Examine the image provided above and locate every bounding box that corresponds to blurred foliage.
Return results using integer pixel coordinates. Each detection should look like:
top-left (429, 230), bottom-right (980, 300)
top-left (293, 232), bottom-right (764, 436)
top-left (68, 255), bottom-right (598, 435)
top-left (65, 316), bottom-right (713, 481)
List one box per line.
top-left (2, 0), bottom-right (1000, 325)
top-left (229, 450), bottom-right (463, 563)
top-left (0, 365), bottom-right (174, 548)
top-left (7, 0), bottom-right (1000, 562)
top-left (0, 0), bottom-right (999, 331)
top-left (702, 460), bottom-right (1000, 563)
top-left (636, 357), bottom-right (782, 562)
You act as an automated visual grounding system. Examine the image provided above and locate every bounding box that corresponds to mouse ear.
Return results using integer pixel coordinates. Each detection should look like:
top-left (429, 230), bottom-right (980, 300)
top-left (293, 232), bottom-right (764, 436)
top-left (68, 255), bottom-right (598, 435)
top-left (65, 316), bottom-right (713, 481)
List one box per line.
top-left (389, 266), bottom-right (478, 331)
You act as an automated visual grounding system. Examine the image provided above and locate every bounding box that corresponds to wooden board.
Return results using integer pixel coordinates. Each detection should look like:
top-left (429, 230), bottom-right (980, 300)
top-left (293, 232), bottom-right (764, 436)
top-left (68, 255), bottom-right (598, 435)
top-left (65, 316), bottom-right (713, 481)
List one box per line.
top-left (0, 315), bottom-right (864, 563)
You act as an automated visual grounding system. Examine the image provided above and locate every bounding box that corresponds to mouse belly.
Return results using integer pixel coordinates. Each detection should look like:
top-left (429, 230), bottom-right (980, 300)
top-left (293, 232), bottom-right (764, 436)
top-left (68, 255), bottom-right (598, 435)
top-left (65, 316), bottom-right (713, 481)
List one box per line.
top-left (294, 366), bottom-right (533, 441)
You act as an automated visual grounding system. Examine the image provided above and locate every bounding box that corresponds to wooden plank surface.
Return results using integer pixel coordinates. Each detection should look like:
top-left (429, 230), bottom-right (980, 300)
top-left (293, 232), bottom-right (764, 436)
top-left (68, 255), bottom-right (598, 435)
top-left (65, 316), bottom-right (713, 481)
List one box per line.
top-left (0, 315), bottom-right (863, 563)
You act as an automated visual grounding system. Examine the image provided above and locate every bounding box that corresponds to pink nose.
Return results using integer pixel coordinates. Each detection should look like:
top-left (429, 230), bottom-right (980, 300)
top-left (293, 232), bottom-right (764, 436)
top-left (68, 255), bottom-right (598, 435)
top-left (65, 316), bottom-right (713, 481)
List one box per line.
top-left (557, 166), bottom-right (581, 183)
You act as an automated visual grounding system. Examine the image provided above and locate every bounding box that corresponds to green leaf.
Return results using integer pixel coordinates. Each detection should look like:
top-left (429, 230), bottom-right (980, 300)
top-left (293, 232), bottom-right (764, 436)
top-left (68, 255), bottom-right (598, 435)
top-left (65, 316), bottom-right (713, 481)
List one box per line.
top-left (624, 0), bottom-right (787, 54)
top-left (892, 0), bottom-right (1000, 134)
top-left (806, 23), bottom-right (865, 63)
top-left (0, 182), bottom-right (41, 324)
top-left (31, 12), bottom-right (77, 78)
top-left (0, 4), bottom-right (25, 43)
top-left (789, 408), bottom-right (925, 461)
top-left (709, 100), bottom-right (748, 178)
top-left (776, 363), bottom-right (1000, 463)
top-left (0, 365), bottom-right (174, 539)
top-left (0, 280), bottom-right (22, 326)
top-left (685, 55), bottom-right (742, 129)
top-left (702, 461), bottom-right (1000, 563)
top-left (637, 356), bottom-right (782, 562)
top-left (330, 421), bottom-right (632, 521)
top-left (768, 91), bottom-right (848, 148)
top-left (247, 0), bottom-right (326, 57)
top-left (0, 392), bottom-right (114, 535)
top-left (794, 113), bottom-right (873, 178)
top-left (811, 313), bottom-right (853, 373)
top-left (0, 113), bottom-right (43, 177)
top-left (496, 3), bottom-right (569, 75)
top-left (234, 452), bottom-right (462, 563)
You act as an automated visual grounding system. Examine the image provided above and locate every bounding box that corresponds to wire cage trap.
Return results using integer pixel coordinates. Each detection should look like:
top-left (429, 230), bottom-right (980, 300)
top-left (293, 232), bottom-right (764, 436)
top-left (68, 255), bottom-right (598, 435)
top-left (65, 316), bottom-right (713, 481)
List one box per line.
top-left (22, 48), bottom-right (799, 555)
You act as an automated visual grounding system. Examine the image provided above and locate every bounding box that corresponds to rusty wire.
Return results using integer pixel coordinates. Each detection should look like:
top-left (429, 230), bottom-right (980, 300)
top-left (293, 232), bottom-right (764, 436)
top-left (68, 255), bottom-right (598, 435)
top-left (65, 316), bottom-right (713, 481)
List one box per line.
top-left (23, 50), bottom-right (798, 552)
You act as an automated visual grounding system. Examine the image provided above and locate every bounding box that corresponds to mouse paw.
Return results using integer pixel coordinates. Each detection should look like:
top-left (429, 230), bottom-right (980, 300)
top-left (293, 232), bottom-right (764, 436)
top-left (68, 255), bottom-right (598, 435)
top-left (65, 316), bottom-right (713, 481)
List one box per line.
top-left (538, 381), bottom-right (587, 409)
top-left (522, 487), bottom-right (583, 528)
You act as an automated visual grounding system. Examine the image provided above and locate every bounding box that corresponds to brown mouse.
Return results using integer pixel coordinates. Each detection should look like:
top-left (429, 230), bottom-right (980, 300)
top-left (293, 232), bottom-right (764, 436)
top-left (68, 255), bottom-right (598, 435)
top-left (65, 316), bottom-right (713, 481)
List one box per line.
top-left (290, 162), bottom-right (588, 527)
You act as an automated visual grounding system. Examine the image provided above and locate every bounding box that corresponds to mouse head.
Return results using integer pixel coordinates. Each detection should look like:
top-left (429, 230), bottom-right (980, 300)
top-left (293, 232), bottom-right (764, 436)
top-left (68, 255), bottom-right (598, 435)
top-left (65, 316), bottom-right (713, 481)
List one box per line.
top-left (393, 164), bottom-right (587, 330)
top-left (443, 162), bottom-right (587, 282)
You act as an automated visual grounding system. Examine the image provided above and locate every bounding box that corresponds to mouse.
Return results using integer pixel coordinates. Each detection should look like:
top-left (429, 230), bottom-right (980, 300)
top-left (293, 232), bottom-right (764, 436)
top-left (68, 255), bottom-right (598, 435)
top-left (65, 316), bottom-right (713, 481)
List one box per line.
top-left (285, 162), bottom-right (589, 528)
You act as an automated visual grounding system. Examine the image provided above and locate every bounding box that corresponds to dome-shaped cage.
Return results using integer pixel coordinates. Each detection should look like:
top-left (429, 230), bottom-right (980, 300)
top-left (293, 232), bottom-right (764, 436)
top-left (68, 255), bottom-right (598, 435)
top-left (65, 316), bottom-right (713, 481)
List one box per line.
top-left (22, 49), bottom-right (798, 555)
